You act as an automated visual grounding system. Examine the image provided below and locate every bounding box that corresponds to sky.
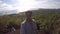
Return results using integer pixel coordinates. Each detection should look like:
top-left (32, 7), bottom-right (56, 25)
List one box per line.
top-left (0, 0), bottom-right (60, 13)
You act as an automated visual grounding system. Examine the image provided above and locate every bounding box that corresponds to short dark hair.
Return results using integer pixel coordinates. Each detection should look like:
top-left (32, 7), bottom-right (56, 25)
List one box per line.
top-left (25, 11), bottom-right (32, 14)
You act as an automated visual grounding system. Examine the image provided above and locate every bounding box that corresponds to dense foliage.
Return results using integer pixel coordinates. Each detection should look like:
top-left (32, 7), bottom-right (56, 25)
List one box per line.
top-left (0, 9), bottom-right (60, 34)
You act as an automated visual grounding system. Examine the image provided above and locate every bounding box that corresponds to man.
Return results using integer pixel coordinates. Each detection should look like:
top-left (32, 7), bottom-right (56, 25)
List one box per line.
top-left (20, 11), bottom-right (38, 34)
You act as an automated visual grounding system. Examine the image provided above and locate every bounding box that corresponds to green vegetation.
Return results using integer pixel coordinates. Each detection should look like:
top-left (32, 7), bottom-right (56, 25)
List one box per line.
top-left (0, 9), bottom-right (60, 34)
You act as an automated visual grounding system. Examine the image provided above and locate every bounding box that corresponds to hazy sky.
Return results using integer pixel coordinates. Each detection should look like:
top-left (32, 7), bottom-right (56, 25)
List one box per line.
top-left (0, 0), bottom-right (60, 12)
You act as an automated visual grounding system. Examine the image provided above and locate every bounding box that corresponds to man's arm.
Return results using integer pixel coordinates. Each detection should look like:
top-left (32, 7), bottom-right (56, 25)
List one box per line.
top-left (20, 23), bottom-right (25, 34)
top-left (33, 22), bottom-right (38, 34)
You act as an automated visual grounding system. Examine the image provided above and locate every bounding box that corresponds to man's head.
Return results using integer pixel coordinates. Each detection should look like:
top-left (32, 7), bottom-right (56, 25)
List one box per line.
top-left (25, 11), bottom-right (32, 19)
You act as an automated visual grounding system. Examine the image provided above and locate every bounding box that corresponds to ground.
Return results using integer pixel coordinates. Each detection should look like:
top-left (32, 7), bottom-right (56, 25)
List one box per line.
top-left (6, 29), bottom-right (20, 34)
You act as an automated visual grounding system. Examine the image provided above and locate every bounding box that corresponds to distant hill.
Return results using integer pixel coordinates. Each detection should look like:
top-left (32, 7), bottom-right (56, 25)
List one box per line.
top-left (0, 10), bottom-right (17, 16)
top-left (31, 9), bottom-right (60, 16)
top-left (18, 9), bottom-right (60, 16)
top-left (0, 9), bottom-right (60, 16)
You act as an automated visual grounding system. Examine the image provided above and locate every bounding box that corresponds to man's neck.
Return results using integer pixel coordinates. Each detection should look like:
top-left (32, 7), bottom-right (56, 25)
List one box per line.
top-left (26, 18), bottom-right (32, 22)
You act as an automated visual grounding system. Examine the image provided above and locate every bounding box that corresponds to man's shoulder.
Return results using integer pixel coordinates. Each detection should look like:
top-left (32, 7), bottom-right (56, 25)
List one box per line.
top-left (21, 19), bottom-right (36, 24)
top-left (32, 19), bottom-right (36, 23)
top-left (21, 20), bottom-right (26, 24)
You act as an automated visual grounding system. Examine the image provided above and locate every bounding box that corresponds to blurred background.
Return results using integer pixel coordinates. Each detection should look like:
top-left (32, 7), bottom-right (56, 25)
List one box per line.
top-left (0, 0), bottom-right (60, 34)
